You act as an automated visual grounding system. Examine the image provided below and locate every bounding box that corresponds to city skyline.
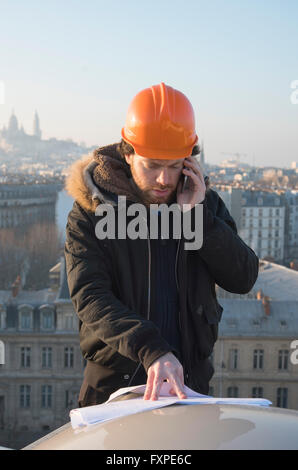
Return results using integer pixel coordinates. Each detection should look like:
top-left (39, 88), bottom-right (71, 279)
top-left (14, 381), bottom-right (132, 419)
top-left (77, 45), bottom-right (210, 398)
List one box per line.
top-left (0, 0), bottom-right (297, 168)
top-left (0, 108), bottom-right (296, 170)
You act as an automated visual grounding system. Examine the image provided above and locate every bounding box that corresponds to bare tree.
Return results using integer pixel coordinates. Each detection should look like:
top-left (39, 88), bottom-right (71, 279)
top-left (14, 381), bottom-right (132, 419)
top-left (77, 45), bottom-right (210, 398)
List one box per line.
top-left (0, 221), bottom-right (63, 290)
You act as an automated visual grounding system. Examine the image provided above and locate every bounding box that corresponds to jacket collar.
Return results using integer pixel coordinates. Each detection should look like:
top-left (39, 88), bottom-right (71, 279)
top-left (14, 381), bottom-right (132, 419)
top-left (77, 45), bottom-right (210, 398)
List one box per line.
top-left (65, 142), bottom-right (210, 214)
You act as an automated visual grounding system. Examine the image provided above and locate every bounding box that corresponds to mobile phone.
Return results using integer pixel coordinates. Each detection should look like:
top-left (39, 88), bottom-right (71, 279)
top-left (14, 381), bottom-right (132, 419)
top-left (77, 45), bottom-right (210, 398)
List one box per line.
top-left (182, 174), bottom-right (188, 192)
top-left (180, 163), bottom-right (209, 192)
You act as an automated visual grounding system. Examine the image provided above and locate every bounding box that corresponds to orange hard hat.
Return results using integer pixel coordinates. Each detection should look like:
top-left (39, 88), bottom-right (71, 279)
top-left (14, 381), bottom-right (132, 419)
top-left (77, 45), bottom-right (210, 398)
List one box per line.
top-left (121, 82), bottom-right (198, 159)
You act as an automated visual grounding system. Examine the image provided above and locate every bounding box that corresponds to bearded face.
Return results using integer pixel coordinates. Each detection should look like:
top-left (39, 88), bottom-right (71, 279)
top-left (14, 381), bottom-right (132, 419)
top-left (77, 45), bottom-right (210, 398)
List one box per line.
top-left (125, 154), bottom-right (185, 207)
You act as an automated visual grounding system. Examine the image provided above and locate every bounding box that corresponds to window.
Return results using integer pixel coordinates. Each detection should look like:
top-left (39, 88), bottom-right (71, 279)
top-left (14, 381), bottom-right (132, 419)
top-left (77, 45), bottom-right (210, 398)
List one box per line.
top-left (65, 314), bottom-right (74, 330)
top-left (0, 341), bottom-right (4, 366)
top-left (19, 305), bottom-right (33, 330)
top-left (40, 306), bottom-right (54, 330)
top-left (0, 308), bottom-right (6, 329)
top-left (227, 387), bottom-right (239, 398)
top-left (41, 385), bottom-right (52, 408)
top-left (64, 347), bottom-right (74, 368)
top-left (20, 385), bottom-right (31, 408)
top-left (252, 387), bottom-right (263, 398)
top-left (276, 388), bottom-right (288, 408)
top-left (229, 349), bottom-right (238, 370)
top-left (21, 347), bottom-right (31, 368)
top-left (42, 347), bottom-right (52, 368)
top-left (278, 350), bottom-right (289, 370)
top-left (253, 349), bottom-right (264, 369)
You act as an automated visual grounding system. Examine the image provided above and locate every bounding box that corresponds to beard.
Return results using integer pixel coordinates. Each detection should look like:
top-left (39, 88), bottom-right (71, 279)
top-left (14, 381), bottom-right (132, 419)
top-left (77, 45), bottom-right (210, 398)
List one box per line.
top-left (129, 164), bottom-right (177, 207)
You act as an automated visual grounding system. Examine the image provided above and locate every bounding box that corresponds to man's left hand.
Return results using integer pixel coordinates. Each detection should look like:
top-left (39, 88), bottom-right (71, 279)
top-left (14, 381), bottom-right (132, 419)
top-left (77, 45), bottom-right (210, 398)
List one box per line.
top-left (176, 156), bottom-right (206, 211)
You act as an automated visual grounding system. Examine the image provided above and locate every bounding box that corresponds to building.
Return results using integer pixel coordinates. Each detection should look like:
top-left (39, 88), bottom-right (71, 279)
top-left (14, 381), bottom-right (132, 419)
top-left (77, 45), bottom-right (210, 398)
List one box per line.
top-left (284, 190), bottom-right (298, 263)
top-left (216, 185), bottom-right (243, 231)
top-left (0, 111), bottom-right (95, 165)
top-left (0, 256), bottom-right (83, 449)
top-left (210, 260), bottom-right (298, 410)
top-left (210, 298), bottom-right (298, 410)
top-left (0, 183), bottom-right (61, 229)
top-left (239, 191), bottom-right (285, 263)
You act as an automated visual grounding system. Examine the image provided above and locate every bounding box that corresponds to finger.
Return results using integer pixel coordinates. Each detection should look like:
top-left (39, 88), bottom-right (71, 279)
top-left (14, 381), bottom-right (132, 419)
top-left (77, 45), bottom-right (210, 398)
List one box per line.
top-left (184, 159), bottom-right (205, 184)
top-left (183, 168), bottom-right (201, 188)
top-left (143, 371), bottom-right (155, 400)
top-left (150, 376), bottom-right (164, 401)
top-left (170, 376), bottom-right (187, 399)
top-left (178, 369), bottom-right (185, 386)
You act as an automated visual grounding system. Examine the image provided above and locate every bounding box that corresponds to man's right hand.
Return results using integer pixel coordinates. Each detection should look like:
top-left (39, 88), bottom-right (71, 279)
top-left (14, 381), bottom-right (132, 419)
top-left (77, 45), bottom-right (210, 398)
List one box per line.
top-left (143, 352), bottom-right (187, 401)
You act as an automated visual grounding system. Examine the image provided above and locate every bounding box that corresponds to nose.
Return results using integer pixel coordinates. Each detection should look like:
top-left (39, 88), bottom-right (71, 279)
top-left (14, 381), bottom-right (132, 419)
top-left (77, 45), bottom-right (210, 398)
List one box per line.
top-left (156, 168), bottom-right (169, 186)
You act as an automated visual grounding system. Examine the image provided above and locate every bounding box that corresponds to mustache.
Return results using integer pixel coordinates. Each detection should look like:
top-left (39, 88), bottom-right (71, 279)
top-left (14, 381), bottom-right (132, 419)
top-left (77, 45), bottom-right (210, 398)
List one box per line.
top-left (152, 186), bottom-right (173, 191)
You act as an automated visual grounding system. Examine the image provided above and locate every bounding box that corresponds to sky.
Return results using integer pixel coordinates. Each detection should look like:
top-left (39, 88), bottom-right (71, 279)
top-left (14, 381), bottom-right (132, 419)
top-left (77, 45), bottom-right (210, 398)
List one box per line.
top-left (0, 0), bottom-right (297, 167)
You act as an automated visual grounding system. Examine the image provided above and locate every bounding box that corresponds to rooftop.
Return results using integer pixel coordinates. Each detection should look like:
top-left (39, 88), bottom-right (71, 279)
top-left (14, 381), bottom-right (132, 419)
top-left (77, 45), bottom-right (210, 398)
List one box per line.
top-left (252, 260), bottom-right (298, 301)
top-left (219, 298), bottom-right (298, 337)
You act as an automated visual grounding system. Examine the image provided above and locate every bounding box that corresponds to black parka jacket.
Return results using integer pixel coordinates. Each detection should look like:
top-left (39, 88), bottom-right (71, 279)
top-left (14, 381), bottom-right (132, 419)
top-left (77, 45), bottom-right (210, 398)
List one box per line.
top-left (64, 144), bottom-right (259, 397)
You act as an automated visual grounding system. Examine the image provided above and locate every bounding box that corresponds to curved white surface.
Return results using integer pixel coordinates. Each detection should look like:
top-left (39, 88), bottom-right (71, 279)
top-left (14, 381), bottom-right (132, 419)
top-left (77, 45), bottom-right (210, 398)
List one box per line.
top-left (23, 403), bottom-right (298, 450)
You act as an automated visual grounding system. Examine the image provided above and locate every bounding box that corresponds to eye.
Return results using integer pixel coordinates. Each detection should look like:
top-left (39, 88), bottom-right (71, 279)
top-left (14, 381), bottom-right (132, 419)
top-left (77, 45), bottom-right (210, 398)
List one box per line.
top-left (147, 163), bottom-right (159, 169)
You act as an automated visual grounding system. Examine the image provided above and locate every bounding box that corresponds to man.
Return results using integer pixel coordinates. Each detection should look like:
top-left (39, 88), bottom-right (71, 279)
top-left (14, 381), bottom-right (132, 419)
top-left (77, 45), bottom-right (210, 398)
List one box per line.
top-left (64, 82), bottom-right (259, 407)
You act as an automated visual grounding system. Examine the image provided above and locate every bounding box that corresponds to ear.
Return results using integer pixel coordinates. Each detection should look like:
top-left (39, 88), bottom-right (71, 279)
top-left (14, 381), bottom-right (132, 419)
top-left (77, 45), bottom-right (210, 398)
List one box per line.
top-left (124, 154), bottom-right (133, 165)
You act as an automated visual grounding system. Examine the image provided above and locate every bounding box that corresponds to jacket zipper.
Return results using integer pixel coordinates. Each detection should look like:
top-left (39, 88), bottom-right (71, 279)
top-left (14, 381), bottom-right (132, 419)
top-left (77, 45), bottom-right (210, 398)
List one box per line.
top-left (127, 222), bottom-right (151, 387)
top-left (128, 218), bottom-right (188, 386)
top-left (175, 238), bottom-right (182, 331)
top-left (175, 236), bottom-right (189, 382)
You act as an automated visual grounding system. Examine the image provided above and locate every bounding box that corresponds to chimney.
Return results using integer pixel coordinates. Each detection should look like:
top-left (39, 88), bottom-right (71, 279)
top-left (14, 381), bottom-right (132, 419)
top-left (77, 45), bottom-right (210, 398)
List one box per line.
top-left (262, 296), bottom-right (270, 316)
top-left (289, 260), bottom-right (298, 271)
top-left (256, 289), bottom-right (263, 300)
top-left (11, 275), bottom-right (22, 298)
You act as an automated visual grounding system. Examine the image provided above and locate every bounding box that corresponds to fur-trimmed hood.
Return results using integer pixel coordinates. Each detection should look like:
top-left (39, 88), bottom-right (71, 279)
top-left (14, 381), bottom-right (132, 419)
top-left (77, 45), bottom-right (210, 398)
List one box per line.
top-left (64, 142), bottom-right (210, 213)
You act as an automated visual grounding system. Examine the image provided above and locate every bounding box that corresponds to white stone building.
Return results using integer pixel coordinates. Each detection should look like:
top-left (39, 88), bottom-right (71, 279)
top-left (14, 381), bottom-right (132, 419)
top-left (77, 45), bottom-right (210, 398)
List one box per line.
top-left (0, 256), bottom-right (83, 449)
top-left (239, 191), bottom-right (285, 263)
top-left (211, 260), bottom-right (298, 410)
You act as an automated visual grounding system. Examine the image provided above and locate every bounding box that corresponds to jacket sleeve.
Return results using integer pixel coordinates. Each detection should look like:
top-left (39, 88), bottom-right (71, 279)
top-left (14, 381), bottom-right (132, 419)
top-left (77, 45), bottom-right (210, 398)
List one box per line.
top-left (64, 202), bottom-right (174, 373)
top-left (193, 190), bottom-right (259, 294)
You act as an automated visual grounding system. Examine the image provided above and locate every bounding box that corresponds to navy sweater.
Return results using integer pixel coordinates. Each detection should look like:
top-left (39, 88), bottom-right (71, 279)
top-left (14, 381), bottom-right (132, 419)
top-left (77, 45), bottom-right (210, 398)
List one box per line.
top-left (149, 210), bottom-right (182, 364)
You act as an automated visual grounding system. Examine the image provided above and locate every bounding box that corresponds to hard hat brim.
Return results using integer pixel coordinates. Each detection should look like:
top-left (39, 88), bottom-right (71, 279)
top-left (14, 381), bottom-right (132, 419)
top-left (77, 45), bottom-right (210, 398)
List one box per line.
top-left (121, 128), bottom-right (198, 160)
